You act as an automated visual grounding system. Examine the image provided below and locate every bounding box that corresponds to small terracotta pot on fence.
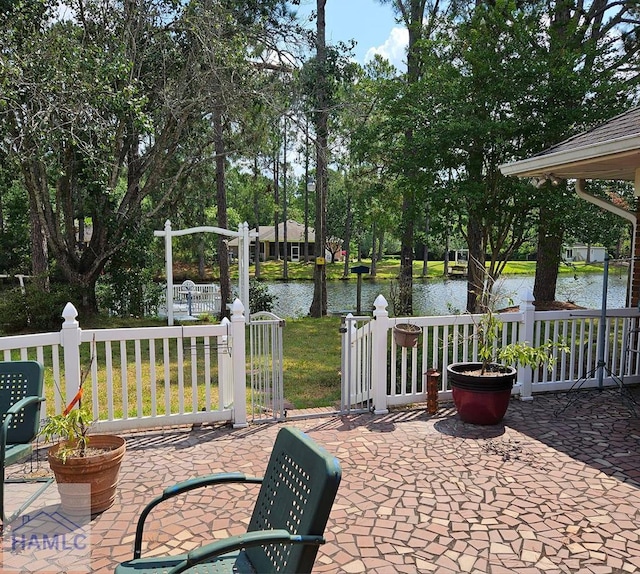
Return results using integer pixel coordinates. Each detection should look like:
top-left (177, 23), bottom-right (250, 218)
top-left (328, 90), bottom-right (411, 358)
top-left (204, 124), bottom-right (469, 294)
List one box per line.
top-left (393, 324), bottom-right (421, 348)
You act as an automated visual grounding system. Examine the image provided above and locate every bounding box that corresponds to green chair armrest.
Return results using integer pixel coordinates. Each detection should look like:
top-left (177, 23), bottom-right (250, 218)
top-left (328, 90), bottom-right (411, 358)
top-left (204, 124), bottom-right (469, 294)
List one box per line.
top-left (1, 395), bottom-right (45, 452)
top-left (133, 472), bottom-right (263, 559)
top-left (167, 530), bottom-right (326, 574)
top-left (163, 472), bottom-right (261, 497)
top-left (5, 395), bottom-right (45, 417)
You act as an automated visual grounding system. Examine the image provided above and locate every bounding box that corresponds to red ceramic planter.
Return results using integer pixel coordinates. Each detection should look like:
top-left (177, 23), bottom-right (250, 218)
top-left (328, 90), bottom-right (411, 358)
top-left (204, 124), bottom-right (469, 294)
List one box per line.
top-left (447, 363), bottom-right (516, 425)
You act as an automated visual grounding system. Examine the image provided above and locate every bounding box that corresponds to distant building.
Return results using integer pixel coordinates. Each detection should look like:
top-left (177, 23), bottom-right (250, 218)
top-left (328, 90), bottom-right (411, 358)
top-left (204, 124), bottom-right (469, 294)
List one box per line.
top-left (563, 244), bottom-right (607, 263)
top-left (229, 220), bottom-right (342, 262)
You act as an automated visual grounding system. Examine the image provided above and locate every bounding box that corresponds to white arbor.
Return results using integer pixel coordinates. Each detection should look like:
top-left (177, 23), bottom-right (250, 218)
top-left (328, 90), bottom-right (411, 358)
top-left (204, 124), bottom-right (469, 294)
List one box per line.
top-left (155, 220), bottom-right (254, 324)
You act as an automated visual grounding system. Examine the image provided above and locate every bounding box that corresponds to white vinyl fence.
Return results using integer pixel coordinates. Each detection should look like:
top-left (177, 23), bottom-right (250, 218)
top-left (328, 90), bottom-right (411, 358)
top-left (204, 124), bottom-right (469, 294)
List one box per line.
top-left (342, 291), bottom-right (640, 413)
top-left (0, 300), bottom-right (249, 432)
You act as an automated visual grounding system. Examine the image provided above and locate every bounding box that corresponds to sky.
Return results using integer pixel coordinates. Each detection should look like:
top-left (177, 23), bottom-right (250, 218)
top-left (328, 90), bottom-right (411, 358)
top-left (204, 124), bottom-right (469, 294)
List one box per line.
top-left (293, 0), bottom-right (409, 70)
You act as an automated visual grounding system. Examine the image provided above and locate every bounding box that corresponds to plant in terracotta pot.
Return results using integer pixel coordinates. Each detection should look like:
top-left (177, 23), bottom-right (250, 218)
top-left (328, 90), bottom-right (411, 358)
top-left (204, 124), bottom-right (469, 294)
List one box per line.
top-left (40, 400), bottom-right (126, 516)
top-left (447, 289), bottom-right (567, 425)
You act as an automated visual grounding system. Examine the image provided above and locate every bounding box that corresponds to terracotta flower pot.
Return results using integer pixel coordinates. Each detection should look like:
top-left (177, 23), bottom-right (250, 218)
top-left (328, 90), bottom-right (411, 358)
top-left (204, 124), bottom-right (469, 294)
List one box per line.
top-left (447, 362), bottom-right (516, 425)
top-left (48, 434), bottom-right (126, 515)
top-left (393, 323), bottom-right (421, 348)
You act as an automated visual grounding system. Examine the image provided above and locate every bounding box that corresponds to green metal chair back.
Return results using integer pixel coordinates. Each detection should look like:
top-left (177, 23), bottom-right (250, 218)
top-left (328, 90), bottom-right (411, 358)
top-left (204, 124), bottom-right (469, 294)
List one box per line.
top-left (115, 426), bottom-right (341, 573)
top-left (0, 361), bottom-right (44, 445)
top-left (245, 427), bottom-right (342, 573)
top-left (0, 360), bottom-right (51, 526)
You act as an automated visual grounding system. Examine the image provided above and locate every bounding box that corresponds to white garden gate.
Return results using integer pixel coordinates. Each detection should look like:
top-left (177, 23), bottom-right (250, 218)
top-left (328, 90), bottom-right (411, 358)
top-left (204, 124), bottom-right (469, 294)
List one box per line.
top-left (249, 312), bottom-right (285, 421)
top-left (340, 314), bottom-right (375, 413)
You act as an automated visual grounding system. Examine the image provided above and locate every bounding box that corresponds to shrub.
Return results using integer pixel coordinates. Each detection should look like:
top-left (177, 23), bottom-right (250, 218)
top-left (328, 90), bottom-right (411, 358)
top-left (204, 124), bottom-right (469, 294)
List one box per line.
top-left (0, 288), bottom-right (28, 333)
top-left (0, 284), bottom-right (82, 333)
top-left (249, 279), bottom-right (276, 313)
top-left (26, 285), bottom-right (83, 330)
top-left (96, 268), bottom-right (164, 318)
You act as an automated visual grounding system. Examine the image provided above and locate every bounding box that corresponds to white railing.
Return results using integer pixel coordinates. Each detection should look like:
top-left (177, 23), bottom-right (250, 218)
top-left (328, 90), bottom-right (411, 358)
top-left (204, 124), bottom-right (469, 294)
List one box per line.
top-left (342, 291), bottom-right (640, 413)
top-left (0, 300), bottom-right (249, 432)
top-left (159, 282), bottom-right (222, 318)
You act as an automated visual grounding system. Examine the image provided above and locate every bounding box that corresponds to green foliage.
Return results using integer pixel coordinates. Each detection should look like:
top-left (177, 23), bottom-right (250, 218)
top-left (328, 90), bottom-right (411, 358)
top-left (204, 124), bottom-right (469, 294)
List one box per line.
top-left (249, 279), bottom-right (276, 313)
top-left (96, 223), bottom-right (164, 317)
top-left (1, 0), bottom-right (305, 312)
top-left (0, 179), bottom-right (30, 274)
top-left (25, 285), bottom-right (82, 330)
top-left (0, 284), bottom-right (82, 334)
top-left (499, 340), bottom-right (566, 372)
top-left (96, 269), bottom-right (164, 318)
top-left (474, 291), bottom-right (569, 374)
top-left (39, 407), bottom-right (93, 462)
top-left (0, 288), bottom-right (28, 333)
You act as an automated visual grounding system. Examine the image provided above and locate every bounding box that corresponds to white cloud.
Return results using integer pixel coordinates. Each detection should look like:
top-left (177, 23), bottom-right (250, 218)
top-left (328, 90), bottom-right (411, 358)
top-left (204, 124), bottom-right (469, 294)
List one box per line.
top-left (364, 27), bottom-right (408, 71)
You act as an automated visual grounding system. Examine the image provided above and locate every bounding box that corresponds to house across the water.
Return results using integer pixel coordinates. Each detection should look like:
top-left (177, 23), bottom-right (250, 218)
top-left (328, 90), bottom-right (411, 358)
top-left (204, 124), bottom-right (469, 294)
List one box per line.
top-left (228, 220), bottom-right (342, 262)
top-left (563, 244), bottom-right (607, 263)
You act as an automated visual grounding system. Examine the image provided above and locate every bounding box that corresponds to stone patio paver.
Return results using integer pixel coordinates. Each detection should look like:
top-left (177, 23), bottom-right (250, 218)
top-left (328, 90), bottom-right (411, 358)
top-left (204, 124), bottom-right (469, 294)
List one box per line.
top-left (1, 387), bottom-right (639, 573)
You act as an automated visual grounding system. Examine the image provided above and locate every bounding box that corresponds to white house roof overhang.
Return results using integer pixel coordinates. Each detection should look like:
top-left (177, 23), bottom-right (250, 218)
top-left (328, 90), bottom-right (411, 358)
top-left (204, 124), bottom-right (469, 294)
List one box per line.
top-left (228, 220), bottom-right (316, 247)
top-left (500, 136), bottom-right (640, 186)
top-left (500, 106), bottom-right (640, 186)
top-left (499, 106), bottom-right (640, 306)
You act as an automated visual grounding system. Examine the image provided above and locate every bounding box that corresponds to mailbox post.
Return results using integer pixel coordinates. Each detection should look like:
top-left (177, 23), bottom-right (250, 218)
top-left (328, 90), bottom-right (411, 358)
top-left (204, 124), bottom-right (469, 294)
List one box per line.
top-left (350, 265), bottom-right (370, 314)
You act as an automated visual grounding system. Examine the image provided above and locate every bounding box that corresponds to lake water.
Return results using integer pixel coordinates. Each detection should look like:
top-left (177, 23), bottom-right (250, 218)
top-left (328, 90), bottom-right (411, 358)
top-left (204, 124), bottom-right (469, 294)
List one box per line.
top-left (265, 270), bottom-right (629, 318)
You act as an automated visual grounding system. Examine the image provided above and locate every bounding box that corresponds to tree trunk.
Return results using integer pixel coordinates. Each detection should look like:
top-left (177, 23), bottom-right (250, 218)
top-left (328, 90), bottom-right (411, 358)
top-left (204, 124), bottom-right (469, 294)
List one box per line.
top-left (197, 237), bottom-right (206, 281)
top-left (283, 119), bottom-right (288, 281)
top-left (273, 154), bottom-right (280, 261)
top-left (213, 102), bottom-right (231, 319)
top-left (444, 229), bottom-right (450, 277)
top-left (304, 120), bottom-right (311, 264)
top-left (466, 217), bottom-right (484, 313)
top-left (253, 158), bottom-right (261, 279)
top-left (309, 0), bottom-right (328, 318)
top-left (422, 209), bottom-right (429, 277)
top-left (398, 197), bottom-right (414, 315)
top-left (465, 137), bottom-right (487, 313)
top-left (370, 221), bottom-right (377, 278)
top-left (533, 206), bottom-right (563, 303)
top-left (395, 0), bottom-right (428, 316)
top-left (342, 192), bottom-right (352, 279)
top-left (28, 190), bottom-right (49, 291)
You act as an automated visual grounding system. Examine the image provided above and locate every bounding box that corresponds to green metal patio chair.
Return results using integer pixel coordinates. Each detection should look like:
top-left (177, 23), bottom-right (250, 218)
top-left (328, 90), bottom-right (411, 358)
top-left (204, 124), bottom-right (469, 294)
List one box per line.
top-left (0, 360), bottom-right (53, 526)
top-left (116, 426), bottom-right (342, 574)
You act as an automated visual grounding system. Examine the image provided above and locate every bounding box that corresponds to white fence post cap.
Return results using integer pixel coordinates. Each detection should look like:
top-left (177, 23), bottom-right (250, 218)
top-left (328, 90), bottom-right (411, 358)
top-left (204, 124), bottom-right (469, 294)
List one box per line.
top-left (62, 302), bottom-right (79, 326)
top-left (373, 294), bottom-right (388, 310)
top-left (231, 298), bottom-right (245, 317)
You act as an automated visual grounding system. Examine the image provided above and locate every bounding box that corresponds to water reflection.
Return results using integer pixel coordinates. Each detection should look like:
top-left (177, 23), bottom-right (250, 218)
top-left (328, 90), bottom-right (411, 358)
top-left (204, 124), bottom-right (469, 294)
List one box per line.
top-left (266, 272), bottom-right (628, 319)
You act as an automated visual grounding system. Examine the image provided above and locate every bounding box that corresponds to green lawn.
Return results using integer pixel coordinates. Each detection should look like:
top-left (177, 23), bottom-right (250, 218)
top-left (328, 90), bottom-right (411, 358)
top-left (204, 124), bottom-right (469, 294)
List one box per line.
top-left (281, 316), bottom-right (342, 409)
top-left (22, 315), bottom-right (342, 413)
top-left (172, 257), bottom-right (610, 284)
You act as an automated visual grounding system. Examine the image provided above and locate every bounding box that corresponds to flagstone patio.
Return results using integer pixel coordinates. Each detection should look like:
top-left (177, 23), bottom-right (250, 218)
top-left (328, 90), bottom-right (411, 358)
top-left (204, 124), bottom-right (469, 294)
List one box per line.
top-left (3, 387), bottom-right (640, 573)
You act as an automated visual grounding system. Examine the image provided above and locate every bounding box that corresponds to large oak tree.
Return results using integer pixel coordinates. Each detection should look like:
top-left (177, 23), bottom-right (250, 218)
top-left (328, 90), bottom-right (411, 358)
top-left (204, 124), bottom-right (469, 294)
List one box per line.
top-left (0, 0), bottom-right (298, 313)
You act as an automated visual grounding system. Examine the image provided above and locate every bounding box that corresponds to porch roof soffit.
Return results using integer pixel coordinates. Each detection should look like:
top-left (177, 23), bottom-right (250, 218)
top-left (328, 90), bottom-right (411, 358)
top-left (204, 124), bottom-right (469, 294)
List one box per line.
top-left (499, 107), bottom-right (640, 184)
